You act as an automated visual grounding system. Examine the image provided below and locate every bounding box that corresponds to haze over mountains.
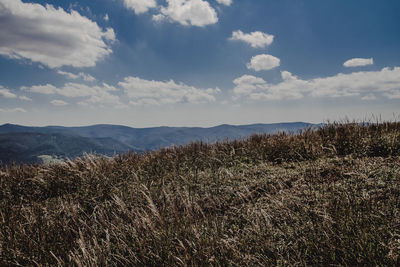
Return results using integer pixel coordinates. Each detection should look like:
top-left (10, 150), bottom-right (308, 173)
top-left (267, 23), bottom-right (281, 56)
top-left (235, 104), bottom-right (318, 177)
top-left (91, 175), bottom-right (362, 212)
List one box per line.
top-left (0, 122), bottom-right (315, 165)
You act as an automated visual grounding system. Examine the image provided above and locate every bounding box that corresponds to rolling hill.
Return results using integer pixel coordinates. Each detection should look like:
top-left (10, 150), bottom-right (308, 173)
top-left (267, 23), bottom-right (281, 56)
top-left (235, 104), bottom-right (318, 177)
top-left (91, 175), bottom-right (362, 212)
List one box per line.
top-left (0, 122), bottom-right (315, 164)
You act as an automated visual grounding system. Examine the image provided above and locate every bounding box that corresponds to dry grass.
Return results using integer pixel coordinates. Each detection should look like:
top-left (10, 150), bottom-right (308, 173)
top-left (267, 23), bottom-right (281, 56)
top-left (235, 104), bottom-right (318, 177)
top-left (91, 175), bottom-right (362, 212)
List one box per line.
top-left (1, 122), bottom-right (400, 266)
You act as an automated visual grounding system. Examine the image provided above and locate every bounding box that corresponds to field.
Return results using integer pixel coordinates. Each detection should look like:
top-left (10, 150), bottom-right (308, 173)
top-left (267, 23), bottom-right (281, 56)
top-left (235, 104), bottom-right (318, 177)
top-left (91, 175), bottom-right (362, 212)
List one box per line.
top-left (1, 122), bottom-right (400, 266)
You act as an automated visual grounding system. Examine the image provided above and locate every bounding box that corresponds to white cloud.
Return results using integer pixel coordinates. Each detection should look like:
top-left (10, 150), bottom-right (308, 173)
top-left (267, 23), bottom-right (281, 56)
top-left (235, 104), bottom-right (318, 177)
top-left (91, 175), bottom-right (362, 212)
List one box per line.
top-left (76, 84), bottom-right (121, 105)
top-left (0, 87), bottom-right (17, 98)
top-left (104, 14), bottom-right (109, 21)
top-left (361, 94), bottom-right (377, 101)
top-left (343, 58), bottom-right (374, 67)
top-left (22, 76), bottom-right (220, 107)
top-left (0, 108), bottom-right (26, 113)
top-left (19, 95), bottom-right (32, 101)
top-left (57, 70), bottom-right (96, 82)
top-left (233, 67), bottom-right (400, 101)
top-left (129, 98), bottom-right (161, 106)
top-left (21, 82), bottom-right (121, 106)
top-left (57, 71), bottom-right (79, 80)
top-left (246, 54), bottom-right (280, 71)
top-left (119, 76), bottom-right (220, 105)
top-left (0, 0), bottom-right (116, 68)
top-left (232, 75), bottom-right (267, 96)
top-left (123, 0), bottom-right (157, 14)
top-left (103, 28), bottom-right (116, 43)
top-left (21, 84), bottom-right (58, 95)
top-left (309, 67), bottom-right (400, 98)
top-left (152, 14), bottom-right (165, 23)
top-left (51, 99), bottom-right (68, 106)
top-left (230, 30), bottom-right (274, 48)
top-left (154, 0), bottom-right (218, 27)
top-left (216, 0), bottom-right (232, 6)
top-left (80, 73), bottom-right (96, 82)
top-left (232, 72), bottom-right (304, 100)
top-left (58, 83), bottom-right (117, 98)
top-left (384, 90), bottom-right (400, 99)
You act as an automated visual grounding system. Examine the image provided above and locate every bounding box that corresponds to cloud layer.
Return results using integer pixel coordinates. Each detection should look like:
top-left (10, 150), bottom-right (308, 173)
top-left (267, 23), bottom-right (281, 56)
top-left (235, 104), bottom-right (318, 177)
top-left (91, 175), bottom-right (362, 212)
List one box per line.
top-left (0, 108), bottom-right (26, 113)
top-left (51, 99), bottom-right (69, 106)
top-left (21, 76), bottom-right (220, 107)
top-left (0, 0), bottom-right (116, 68)
top-left (246, 54), bottom-right (280, 71)
top-left (343, 58), bottom-right (374, 67)
top-left (119, 76), bottom-right (220, 105)
top-left (21, 82), bottom-right (121, 107)
top-left (234, 67), bottom-right (400, 101)
top-left (230, 30), bottom-right (274, 48)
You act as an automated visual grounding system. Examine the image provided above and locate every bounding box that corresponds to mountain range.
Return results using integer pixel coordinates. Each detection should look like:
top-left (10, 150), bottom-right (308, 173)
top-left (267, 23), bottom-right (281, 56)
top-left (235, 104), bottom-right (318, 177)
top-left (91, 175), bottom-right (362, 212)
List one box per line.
top-left (0, 122), bottom-right (316, 165)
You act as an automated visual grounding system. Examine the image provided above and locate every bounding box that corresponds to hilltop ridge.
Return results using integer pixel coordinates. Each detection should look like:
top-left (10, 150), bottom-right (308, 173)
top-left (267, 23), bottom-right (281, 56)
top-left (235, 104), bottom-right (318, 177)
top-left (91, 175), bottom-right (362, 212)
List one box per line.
top-left (0, 122), bottom-right (314, 164)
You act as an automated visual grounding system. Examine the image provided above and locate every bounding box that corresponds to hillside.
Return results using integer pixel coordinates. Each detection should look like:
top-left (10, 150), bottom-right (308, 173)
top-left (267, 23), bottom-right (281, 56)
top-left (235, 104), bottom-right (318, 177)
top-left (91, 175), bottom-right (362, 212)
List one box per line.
top-left (0, 132), bottom-right (134, 165)
top-left (0, 122), bottom-right (313, 164)
top-left (1, 122), bottom-right (399, 265)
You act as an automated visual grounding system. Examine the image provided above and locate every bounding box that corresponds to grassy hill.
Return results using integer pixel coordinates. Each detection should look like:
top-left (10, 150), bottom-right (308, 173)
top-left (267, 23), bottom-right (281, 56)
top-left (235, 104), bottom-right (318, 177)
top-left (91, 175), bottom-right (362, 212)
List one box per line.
top-left (1, 122), bottom-right (399, 265)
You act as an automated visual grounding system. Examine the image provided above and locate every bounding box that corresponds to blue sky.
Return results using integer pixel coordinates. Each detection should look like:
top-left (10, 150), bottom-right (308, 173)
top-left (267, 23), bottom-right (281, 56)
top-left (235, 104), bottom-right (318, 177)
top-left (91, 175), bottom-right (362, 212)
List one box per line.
top-left (0, 0), bottom-right (400, 127)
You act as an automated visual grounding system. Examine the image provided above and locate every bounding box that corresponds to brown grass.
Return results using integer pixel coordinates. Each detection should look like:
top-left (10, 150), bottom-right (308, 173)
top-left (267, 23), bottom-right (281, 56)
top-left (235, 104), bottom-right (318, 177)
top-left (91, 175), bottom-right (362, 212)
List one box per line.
top-left (1, 122), bottom-right (400, 266)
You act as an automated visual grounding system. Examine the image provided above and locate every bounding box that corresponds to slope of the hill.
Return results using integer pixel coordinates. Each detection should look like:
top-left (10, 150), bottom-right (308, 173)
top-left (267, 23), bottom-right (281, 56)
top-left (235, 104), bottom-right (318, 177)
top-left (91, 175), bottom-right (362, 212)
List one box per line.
top-left (0, 122), bottom-right (399, 266)
top-left (0, 132), bottom-right (134, 165)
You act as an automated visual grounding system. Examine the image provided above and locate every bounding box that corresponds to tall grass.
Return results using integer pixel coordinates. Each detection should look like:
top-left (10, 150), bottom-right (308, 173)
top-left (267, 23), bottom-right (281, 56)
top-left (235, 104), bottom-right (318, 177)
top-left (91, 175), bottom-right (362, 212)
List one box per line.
top-left (1, 122), bottom-right (400, 265)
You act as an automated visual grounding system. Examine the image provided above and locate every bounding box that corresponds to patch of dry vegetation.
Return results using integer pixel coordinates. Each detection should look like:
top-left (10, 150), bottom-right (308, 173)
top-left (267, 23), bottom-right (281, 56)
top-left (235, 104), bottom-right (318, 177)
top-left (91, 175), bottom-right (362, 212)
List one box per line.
top-left (1, 122), bottom-right (400, 265)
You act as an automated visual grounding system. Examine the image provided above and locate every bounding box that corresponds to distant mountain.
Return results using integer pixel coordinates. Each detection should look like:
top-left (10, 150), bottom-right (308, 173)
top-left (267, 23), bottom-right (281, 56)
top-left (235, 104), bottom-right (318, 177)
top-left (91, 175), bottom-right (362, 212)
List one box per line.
top-left (0, 122), bottom-right (316, 165)
top-left (0, 132), bottom-right (133, 165)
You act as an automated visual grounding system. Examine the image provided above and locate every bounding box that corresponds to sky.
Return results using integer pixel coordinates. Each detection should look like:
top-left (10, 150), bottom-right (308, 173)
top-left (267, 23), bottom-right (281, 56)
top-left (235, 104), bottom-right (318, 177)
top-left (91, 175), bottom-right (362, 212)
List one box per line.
top-left (0, 0), bottom-right (400, 127)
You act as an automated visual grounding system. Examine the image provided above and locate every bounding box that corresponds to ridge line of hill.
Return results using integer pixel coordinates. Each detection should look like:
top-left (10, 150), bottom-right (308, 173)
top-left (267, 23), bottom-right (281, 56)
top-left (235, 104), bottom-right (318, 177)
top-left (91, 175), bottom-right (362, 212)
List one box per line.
top-left (0, 122), bottom-right (315, 165)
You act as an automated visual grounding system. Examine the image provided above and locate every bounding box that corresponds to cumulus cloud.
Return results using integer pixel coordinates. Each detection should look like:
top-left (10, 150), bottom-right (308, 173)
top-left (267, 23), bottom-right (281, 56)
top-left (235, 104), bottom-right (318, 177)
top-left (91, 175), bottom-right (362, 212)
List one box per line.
top-left (119, 76), bottom-right (220, 105)
top-left (123, 0), bottom-right (157, 14)
top-left (21, 82), bottom-right (121, 106)
top-left (233, 67), bottom-right (400, 101)
top-left (72, 84), bottom-right (121, 106)
top-left (57, 71), bottom-right (96, 82)
top-left (308, 67), bottom-right (400, 98)
top-left (0, 86), bottom-right (17, 98)
top-left (51, 99), bottom-right (68, 106)
top-left (232, 75), bottom-right (267, 96)
top-left (343, 58), bottom-right (374, 67)
top-left (230, 30), bottom-right (274, 48)
top-left (235, 71), bottom-right (303, 101)
top-left (21, 84), bottom-right (58, 95)
top-left (246, 54), bottom-right (280, 71)
top-left (0, 0), bottom-right (116, 68)
top-left (0, 108), bottom-right (26, 113)
top-left (154, 0), bottom-right (218, 27)
top-left (216, 0), bottom-right (232, 6)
